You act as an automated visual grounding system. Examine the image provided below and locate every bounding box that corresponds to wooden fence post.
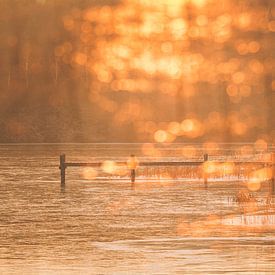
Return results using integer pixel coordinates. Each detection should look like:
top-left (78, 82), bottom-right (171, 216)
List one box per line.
top-left (128, 154), bottom-right (137, 183)
top-left (203, 153), bottom-right (208, 188)
top-left (131, 169), bottom-right (136, 183)
top-left (59, 154), bottom-right (66, 187)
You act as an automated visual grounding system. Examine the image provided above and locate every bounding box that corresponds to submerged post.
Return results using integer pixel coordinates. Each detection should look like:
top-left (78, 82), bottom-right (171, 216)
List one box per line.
top-left (59, 154), bottom-right (66, 187)
top-left (131, 169), bottom-right (135, 183)
top-left (128, 154), bottom-right (138, 183)
top-left (203, 153), bottom-right (208, 188)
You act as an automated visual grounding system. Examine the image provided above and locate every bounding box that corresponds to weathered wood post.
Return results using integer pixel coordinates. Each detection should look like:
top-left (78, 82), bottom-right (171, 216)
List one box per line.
top-left (271, 152), bottom-right (275, 195)
top-left (59, 154), bottom-right (66, 187)
top-left (128, 154), bottom-right (138, 183)
top-left (203, 153), bottom-right (208, 188)
top-left (131, 169), bottom-right (135, 183)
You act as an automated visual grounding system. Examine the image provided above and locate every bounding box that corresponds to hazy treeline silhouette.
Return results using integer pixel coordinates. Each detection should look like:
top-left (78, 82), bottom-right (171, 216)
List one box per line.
top-left (0, 0), bottom-right (274, 143)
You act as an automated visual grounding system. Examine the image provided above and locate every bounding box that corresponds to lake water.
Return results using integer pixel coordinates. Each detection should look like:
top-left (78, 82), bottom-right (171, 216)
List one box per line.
top-left (0, 144), bottom-right (274, 274)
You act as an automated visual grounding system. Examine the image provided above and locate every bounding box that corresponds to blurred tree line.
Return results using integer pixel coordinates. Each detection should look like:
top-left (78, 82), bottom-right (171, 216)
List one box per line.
top-left (0, 0), bottom-right (274, 143)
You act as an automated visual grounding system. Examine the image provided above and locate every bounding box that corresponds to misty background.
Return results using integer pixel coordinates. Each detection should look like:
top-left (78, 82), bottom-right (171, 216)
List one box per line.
top-left (0, 0), bottom-right (274, 143)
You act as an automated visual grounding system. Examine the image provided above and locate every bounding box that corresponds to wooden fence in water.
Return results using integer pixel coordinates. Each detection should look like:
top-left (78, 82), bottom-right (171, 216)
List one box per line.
top-left (59, 152), bottom-right (275, 195)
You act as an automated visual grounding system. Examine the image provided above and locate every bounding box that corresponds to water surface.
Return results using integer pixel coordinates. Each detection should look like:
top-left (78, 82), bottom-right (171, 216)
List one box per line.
top-left (0, 144), bottom-right (274, 274)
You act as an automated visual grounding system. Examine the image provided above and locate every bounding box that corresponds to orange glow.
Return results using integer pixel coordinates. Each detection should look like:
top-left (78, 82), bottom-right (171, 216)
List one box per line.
top-left (249, 60), bottom-right (264, 74)
top-left (63, 16), bottom-right (75, 30)
top-left (247, 181), bottom-right (261, 192)
top-left (250, 167), bottom-right (272, 181)
top-left (81, 167), bottom-right (98, 180)
top-left (181, 119), bottom-right (194, 132)
top-left (181, 118), bottom-right (204, 138)
top-left (232, 71), bottom-right (245, 84)
top-left (203, 161), bottom-right (218, 174)
top-left (226, 85), bottom-right (238, 97)
top-left (101, 160), bottom-right (117, 174)
top-left (231, 122), bottom-right (247, 136)
top-left (220, 162), bottom-right (235, 175)
top-left (255, 139), bottom-right (268, 151)
top-left (2, 0), bottom-right (274, 145)
top-left (196, 15), bottom-right (208, 26)
top-left (54, 0), bottom-right (273, 144)
top-left (127, 155), bottom-right (139, 169)
top-left (74, 52), bottom-right (87, 65)
top-left (248, 167), bottom-right (272, 191)
top-left (167, 121), bottom-right (181, 135)
top-left (268, 20), bottom-right (275, 32)
top-left (1, 3), bottom-right (275, 270)
top-left (141, 143), bottom-right (161, 157)
top-left (248, 41), bottom-right (260, 53)
top-left (154, 130), bottom-right (168, 143)
top-left (170, 18), bottom-right (187, 38)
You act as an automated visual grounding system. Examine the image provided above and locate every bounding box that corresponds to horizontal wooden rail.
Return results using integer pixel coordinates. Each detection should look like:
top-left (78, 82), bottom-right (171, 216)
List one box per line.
top-left (65, 161), bottom-right (204, 167)
top-left (64, 160), bottom-right (272, 168)
top-left (65, 162), bottom-right (126, 167)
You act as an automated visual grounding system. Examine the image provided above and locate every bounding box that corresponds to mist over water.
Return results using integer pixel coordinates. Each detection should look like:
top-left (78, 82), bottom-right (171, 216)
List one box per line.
top-left (0, 144), bottom-right (274, 274)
